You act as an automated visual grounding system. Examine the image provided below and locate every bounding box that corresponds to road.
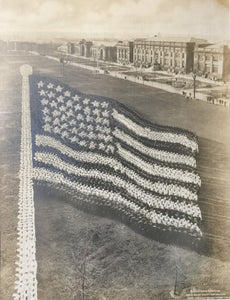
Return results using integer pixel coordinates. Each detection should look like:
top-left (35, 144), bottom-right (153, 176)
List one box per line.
top-left (1, 53), bottom-right (230, 300)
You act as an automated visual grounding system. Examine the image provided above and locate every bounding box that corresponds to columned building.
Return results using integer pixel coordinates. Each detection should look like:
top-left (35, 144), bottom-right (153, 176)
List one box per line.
top-left (91, 42), bottom-right (117, 62)
top-left (79, 39), bottom-right (93, 57)
top-left (193, 43), bottom-right (230, 80)
top-left (116, 41), bottom-right (134, 65)
top-left (133, 38), bottom-right (196, 73)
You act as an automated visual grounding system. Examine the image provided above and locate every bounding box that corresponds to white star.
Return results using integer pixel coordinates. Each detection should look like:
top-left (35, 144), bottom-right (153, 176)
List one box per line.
top-left (66, 110), bottom-right (74, 117)
top-left (79, 140), bottom-right (87, 147)
top-left (44, 115), bottom-right (52, 123)
top-left (86, 115), bottom-right (92, 122)
top-left (52, 110), bottom-right (61, 117)
top-left (79, 122), bottom-right (85, 129)
top-left (61, 114), bottom-right (67, 122)
top-left (53, 126), bottom-right (61, 134)
top-left (92, 100), bottom-right (99, 107)
top-left (83, 107), bottom-right (91, 115)
top-left (47, 83), bottom-right (54, 89)
top-left (61, 130), bottom-right (69, 138)
top-left (93, 108), bottom-right (100, 116)
top-left (57, 95), bottom-right (64, 103)
top-left (56, 85), bottom-right (63, 92)
top-left (70, 136), bottom-right (78, 143)
top-left (64, 91), bottom-right (71, 97)
top-left (39, 90), bottom-right (46, 96)
top-left (42, 107), bottom-right (49, 115)
top-left (76, 114), bottom-right (84, 121)
top-left (107, 145), bottom-right (115, 153)
top-left (72, 94), bottom-right (80, 101)
top-left (102, 119), bottom-right (109, 126)
top-left (53, 118), bottom-right (60, 125)
top-left (87, 124), bottom-right (93, 131)
top-left (95, 117), bottom-right (103, 124)
top-left (50, 101), bottom-right (58, 108)
top-left (104, 135), bottom-right (112, 143)
top-left (37, 81), bottom-right (44, 88)
top-left (83, 98), bottom-right (90, 105)
top-left (98, 133), bottom-right (104, 140)
top-left (99, 143), bottom-right (106, 150)
top-left (60, 105), bottom-right (67, 112)
top-left (89, 141), bottom-right (96, 149)
top-left (70, 119), bottom-right (77, 126)
top-left (47, 91), bottom-right (55, 99)
top-left (41, 98), bottom-right (49, 106)
top-left (104, 127), bottom-right (111, 134)
top-left (96, 125), bottom-right (103, 131)
top-left (79, 131), bottom-right (87, 138)
top-left (60, 123), bottom-right (68, 130)
top-left (101, 101), bottom-right (108, 108)
top-left (88, 132), bottom-right (96, 139)
top-left (74, 104), bottom-right (82, 111)
top-left (43, 123), bottom-right (52, 132)
top-left (102, 111), bottom-right (109, 118)
top-left (72, 128), bottom-right (78, 134)
top-left (66, 100), bottom-right (73, 107)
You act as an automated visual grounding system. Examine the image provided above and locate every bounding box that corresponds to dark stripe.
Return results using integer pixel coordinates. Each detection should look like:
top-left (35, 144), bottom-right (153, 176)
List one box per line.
top-left (113, 121), bottom-right (196, 157)
top-left (34, 180), bottom-right (202, 243)
top-left (34, 161), bottom-right (201, 224)
top-left (35, 144), bottom-right (199, 202)
top-left (115, 136), bottom-right (197, 173)
top-left (114, 104), bottom-right (198, 144)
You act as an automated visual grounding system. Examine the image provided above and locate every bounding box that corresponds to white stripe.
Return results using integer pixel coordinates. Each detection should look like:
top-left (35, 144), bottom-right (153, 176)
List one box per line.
top-left (34, 152), bottom-right (202, 218)
top-left (14, 65), bottom-right (37, 300)
top-left (117, 144), bottom-right (201, 186)
top-left (114, 128), bottom-right (196, 168)
top-left (36, 135), bottom-right (198, 201)
top-left (32, 167), bottom-right (202, 236)
top-left (113, 110), bottom-right (198, 153)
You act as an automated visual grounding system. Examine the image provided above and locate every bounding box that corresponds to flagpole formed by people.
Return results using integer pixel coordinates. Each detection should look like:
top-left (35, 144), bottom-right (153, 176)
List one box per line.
top-left (13, 65), bottom-right (37, 300)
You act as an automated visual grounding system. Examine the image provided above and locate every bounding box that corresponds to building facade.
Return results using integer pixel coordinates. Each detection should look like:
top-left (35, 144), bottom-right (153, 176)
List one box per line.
top-left (91, 42), bottom-right (117, 62)
top-left (133, 39), bottom-right (195, 73)
top-left (193, 43), bottom-right (230, 80)
top-left (116, 41), bottom-right (134, 65)
top-left (79, 39), bottom-right (93, 57)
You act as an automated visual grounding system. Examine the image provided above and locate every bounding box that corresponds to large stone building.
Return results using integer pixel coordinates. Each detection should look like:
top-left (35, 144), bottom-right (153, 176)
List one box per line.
top-left (193, 43), bottom-right (230, 80)
top-left (116, 41), bottom-right (134, 65)
top-left (79, 39), bottom-right (93, 57)
top-left (133, 37), bottom-right (203, 73)
top-left (91, 41), bottom-right (117, 62)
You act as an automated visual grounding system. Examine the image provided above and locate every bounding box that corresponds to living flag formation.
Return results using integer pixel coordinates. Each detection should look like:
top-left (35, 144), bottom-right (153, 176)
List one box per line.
top-left (15, 65), bottom-right (202, 299)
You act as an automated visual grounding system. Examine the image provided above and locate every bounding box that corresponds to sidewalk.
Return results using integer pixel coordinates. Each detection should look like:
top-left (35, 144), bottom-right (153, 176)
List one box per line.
top-left (44, 53), bottom-right (230, 108)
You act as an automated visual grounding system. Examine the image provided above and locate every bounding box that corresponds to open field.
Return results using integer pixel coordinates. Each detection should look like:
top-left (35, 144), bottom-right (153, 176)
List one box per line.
top-left (1, 54), bottom-right (230, 300)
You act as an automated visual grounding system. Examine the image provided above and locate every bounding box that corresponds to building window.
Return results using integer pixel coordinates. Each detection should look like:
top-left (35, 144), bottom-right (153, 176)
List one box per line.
top-left (213, 54), bottom-right (218, 61)
top-left (213, 65), bottom-right (218, 73)
top-left (182, 53), bottom-right (185, 58)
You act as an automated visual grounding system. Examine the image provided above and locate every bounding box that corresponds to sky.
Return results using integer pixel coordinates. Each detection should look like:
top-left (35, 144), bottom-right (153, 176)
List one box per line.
top-left (0, 0), bottom-right (229, 41)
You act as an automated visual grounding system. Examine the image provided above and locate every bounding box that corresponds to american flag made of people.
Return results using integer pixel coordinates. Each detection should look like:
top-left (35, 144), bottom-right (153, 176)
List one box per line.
top-left (29, 75), bottom-right (202, 246)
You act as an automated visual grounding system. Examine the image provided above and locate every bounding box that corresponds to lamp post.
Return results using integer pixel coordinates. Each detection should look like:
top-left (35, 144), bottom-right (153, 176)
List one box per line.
top-left (60, 57), bottom-right (68, 78)
top-left (193, 73), bottom-right (197, 99)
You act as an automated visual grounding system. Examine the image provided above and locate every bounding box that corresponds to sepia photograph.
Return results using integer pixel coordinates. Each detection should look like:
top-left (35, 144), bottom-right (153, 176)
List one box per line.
top-left (0, 0), bottom-right (230, 299)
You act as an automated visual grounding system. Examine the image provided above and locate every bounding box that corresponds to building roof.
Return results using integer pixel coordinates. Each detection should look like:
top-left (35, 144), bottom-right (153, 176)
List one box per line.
top-left (195, 41), bottom-right (230, 51)
top-left (115, 40), bottom-right (132, 47)
top-left (138, 35), bottom-right (208, 44)
top-left (92, 40), bottom-right (116, 48)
